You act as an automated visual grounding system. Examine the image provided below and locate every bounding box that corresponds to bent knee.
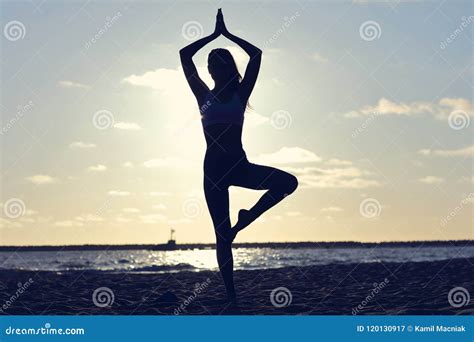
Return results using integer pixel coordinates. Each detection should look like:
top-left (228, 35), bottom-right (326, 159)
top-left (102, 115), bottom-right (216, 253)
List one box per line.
top-left (284, 174), bottom-right (298, 196)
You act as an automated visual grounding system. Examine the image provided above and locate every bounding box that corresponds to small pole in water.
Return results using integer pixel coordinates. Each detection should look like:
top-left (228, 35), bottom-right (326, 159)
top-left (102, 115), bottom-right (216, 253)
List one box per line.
top-left (170, 228), bottom-right (175, 241)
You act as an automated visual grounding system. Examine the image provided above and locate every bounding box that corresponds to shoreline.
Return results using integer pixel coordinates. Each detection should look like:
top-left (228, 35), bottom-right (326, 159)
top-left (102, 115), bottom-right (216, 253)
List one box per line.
top-left (1, 258), bottom-right (472, 315)
top-left (0, 239), bottom-right (473, 252)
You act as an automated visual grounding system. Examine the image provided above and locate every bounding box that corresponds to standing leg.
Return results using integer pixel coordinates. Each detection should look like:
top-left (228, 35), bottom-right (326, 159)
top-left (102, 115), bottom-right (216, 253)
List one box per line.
top-left (203, 181), bottom-right (236, 301)
top-left (231, 162), bottom-right (298, 236)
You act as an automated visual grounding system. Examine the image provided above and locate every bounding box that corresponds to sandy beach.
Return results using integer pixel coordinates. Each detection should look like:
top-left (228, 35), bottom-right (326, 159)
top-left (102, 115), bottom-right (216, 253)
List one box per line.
top-left (0, 258), bottom-right (472, 315)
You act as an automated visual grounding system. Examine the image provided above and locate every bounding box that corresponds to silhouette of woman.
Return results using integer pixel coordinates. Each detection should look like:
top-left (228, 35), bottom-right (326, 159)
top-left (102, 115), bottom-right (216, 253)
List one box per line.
top-left (180, 9), bottom-right (298, 302)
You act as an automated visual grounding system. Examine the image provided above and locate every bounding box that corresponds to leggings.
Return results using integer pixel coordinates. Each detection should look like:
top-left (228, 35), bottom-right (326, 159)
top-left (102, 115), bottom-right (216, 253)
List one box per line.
top-left (203, 150), bottom-right (298, 241)
top-left (203, 149), bottom-right (298, 297)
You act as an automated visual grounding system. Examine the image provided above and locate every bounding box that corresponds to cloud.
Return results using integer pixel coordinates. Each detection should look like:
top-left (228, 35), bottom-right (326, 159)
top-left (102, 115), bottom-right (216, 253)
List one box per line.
top-left (150, 191), bottom-right (171, 197)
top-left (345, 97), bottom-right (473, 119)
top-left (123, 46), bottom-right (246, 92)
top-left (121, 50), bottom-right (267, 140)
top-left (114, 122), bottom-right (142, 130)
top-left (58, 80), bottom-right (90, 90)
top-left (436, 97), bottom-right (473, 122)
top-left (224, 46), bottom-right (250, 69)
top-left (108, 190), bottom-right (130, 197)
top-left (115, 216), bottom-right (132, 223)
top-left (352, 0), bottom-right (420, 4)
top-left (123, 66), bottom-right (198, 93)
top-left (346, 98), bottom-right (434, 118)
top-left (245, 110), bottom-right (270, 127)
top-left (26, 174), bottom-right (57, 185)
top-left (143, 157), bottom-right (191, 168)
top-left (324, 158), bottom-right (353, 166)
top-left (69, 141), bottom-right (96, 149)
top-left (152, 204), bottom-right (167, 210)
top-left (139, 214), bottom-right (167, 224)
top-left (252, 147), bottom-right (379, 189)
top-left (87, 164), bottom-right (107, 172)
top-left (418, 145), bottom-right (473, 157)
top-left (255, 147), bottom-right (322, 164)
top-left (122, 162), bottom-right (134, 168)
top-left (168, 218), bottom-right (193, 225)
top-left (285, 165), bottom-right (381, 189)
top-left (75, 214), bottom-right (103, 222)
top-left (419, 176), bottom-right (445, 184)
top-left (312, 52), bottom-right (328, 63)
top-left (54, 220), bottom-right (84, 227)
top-left (321, 206), bottom-right (344, 212)
top-left (123, 208), bottom-right (140, 213)
top-left (460, 176), bottom-right (474, 184)
top-left (272, 78), bottom-right (285, 86)
top-left (122, 66), bottom-right (207, 146)
top-left (0, 217), bottom-right (22, 228)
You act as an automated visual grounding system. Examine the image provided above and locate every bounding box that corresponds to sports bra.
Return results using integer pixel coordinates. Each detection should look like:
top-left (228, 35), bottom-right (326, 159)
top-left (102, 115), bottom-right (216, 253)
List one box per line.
top-left (200, 91), bottom-right (245, 128)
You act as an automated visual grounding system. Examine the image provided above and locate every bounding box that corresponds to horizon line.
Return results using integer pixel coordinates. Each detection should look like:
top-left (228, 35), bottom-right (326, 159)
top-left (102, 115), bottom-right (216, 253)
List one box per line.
top-left (1, 239), bottom-right (473, 249)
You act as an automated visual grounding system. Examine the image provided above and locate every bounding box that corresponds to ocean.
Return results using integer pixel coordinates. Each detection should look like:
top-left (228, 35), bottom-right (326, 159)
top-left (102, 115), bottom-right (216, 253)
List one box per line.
top-left (1, 245), bottom-right (473, 273)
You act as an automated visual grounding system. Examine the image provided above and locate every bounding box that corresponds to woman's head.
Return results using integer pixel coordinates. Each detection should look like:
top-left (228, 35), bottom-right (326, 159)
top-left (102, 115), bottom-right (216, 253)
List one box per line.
top-left (208, 49), bottom-right (241, 89)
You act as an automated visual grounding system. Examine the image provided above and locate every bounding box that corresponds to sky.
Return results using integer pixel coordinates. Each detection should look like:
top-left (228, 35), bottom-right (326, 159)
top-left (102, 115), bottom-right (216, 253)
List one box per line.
top-left (0, 0), bottom-right (473, 245)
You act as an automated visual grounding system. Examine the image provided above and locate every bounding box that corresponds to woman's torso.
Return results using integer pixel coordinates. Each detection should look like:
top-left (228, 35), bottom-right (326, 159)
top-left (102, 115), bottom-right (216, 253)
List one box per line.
top-left (201, 90), bottom-right (246, 157)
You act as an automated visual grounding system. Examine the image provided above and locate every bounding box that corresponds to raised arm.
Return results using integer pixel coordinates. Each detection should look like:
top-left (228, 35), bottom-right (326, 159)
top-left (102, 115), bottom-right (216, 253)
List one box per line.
top-left (179, 19), bottom-right (220, 104)
top-left (219, 10), bottom-right (262, 104)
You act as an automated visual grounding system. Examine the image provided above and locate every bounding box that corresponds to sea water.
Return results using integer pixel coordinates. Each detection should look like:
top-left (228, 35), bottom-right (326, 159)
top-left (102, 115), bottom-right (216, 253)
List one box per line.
top-left (1, 245), bottom-right (473, 273)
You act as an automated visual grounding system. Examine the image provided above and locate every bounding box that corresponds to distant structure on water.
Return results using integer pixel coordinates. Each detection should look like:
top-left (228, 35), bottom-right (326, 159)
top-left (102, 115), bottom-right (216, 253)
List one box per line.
top-left (165, 228), bottom-right (176, 250)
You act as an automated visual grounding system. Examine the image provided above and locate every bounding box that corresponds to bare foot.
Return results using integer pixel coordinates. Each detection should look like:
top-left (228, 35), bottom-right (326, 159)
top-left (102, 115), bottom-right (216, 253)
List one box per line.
top-left (227, 292), bottom-right (237, 305)
top-left (230, 209), bottom-right (254, 242)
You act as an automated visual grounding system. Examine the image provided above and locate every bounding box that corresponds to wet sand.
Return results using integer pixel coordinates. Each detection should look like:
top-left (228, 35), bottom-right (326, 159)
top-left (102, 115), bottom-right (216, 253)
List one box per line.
top-left (0, 258), bottom-right (472, 315)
